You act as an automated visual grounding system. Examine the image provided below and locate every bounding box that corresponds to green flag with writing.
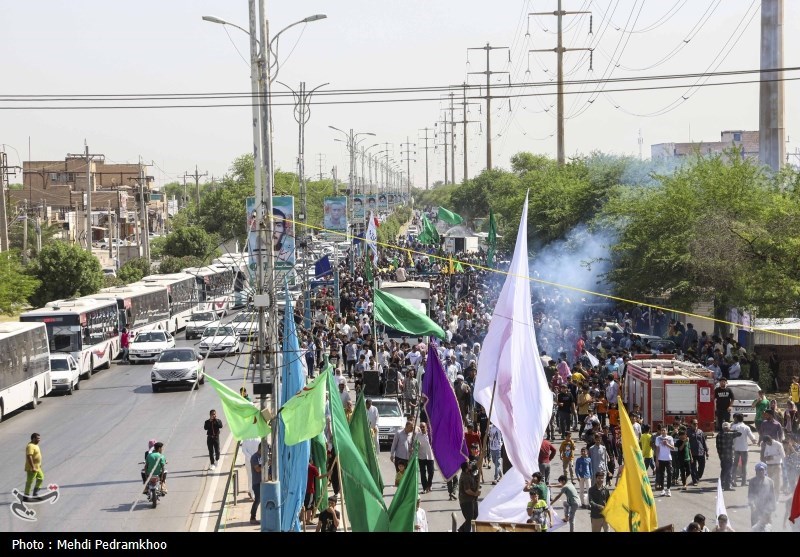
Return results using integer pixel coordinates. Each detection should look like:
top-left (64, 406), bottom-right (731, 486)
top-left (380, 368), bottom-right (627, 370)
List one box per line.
top-left (280, 368), bottom-right (329, 446)
top-left (388, 444), bottom-right (419, 532)
top-left (325, 365), bottom-right (390, 531)
top-left (437, 206), bottom-right (464, 225)
top-left (205, 375), bottom-right (271, 441)
top-left (349, 391), bottom-right (384, 494)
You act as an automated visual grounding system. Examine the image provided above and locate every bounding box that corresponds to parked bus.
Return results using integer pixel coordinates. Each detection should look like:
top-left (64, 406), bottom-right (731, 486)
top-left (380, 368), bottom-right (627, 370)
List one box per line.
top-left (85, 284), bottom-right (170, 335)
top-left (184, 265), bottom-right (235, 317)
top-left (141, 273), bottom-right (198, 332)
top-left (0, 322), bottom-right (52, 422)
top-left (21, 298), bottom-right (118, 378)
top-left (213, 254), bottom-right (251, 309)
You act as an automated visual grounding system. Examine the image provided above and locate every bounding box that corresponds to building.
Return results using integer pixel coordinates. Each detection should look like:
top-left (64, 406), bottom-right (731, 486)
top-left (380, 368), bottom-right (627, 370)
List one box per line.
top-left (651, 130), bottom-right (759, 160)
top-left (11, 154), bottom-right (166, 245)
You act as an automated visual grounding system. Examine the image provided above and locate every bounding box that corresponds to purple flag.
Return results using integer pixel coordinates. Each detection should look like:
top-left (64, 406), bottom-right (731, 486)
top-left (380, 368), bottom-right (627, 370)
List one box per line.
top-left (422, 343), bottom-right (468, 480)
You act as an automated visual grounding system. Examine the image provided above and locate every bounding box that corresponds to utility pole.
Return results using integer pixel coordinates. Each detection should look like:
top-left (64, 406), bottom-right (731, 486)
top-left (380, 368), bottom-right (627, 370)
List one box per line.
top-left (108, 201), bottom-right (114, 260)
top-left (436, 117), bottom-right (450, 184)
top-left (67, 142), bottom-right (104, 251)
top-left (459, 82), bottom-right (482, 182)
top-left (468, 43), bottom-right (509, 171)
top-left (22, 202), bottom-right (28, 263)
top-left (180, 172), bottom-right (190, 209)
top-left (447, 92), bottom-right (457, 185)
top-left (418, 128), bottom-right (433, 190)
top-left (529, 3), bottom-right (592, 166)
top-left (316, 153), bottom-right (326, 181)
top-left (185, 165), bottom-right (208, 213)
top-left (400, 137), bottom-right (416, 197)
top-left (0, 150), bottom-right (20, 252)
top-left (129, 158), bottom-right (153, 262)
top-left (759, 0), bottom-right (785, 172)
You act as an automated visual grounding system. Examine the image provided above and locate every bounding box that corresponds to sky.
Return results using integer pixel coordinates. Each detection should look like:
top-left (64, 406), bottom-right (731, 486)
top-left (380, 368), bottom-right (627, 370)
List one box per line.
top-left (2, 0), bottom-right (799, 189)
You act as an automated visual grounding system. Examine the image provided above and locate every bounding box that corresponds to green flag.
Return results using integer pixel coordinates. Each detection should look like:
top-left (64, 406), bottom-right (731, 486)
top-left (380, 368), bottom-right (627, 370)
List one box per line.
top-left (373, 289), bottom-right (446, 340)
top-left (205, 375), bottom-right (271, 441)
top-left (280, 368), bottom-right (329, 446)
top-left (365, 253), bottom-right (373, 282)
top-left (388, 444), bottom-right (420, 532)
top-left (311, 432), bottom-right (329, 511)
top-left (454, 260), bottom-right (464, 272)
top-left (417, 214), bottom-right (440, 246)
top-left (349, 392), bottom-right (384, 494)
top-left (325, 365), bottom-right (390, 532)
top-left (437, 206), bottom-right (464, 225)
top-left (487, 209), bottom-right (497, 268)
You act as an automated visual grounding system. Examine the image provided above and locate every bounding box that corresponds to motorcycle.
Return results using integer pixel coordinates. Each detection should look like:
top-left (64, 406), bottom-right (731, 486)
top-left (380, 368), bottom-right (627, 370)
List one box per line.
top-left (139, 462), bottom-right (165, 508)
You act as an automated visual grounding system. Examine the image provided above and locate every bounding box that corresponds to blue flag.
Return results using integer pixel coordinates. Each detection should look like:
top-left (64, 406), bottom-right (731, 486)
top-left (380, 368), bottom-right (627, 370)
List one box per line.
top-left (314, 255), bottom-right (332, 278)
top-left (278, 288), bottom-right (310, 531)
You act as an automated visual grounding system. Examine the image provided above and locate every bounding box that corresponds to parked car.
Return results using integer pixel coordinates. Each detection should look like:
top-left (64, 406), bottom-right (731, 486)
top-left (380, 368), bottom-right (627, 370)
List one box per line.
top-left (647, 339), bottom-right (678, 355)
top-left (230, 311), bottom-right (259, 340)
top-left (129, 330), bottom-right (176, 364)
top-left (102, 267), bottom-right (117, 278)
top-left (49, 354), bottom-right (80, 395)
top-left (198, 325), bottom-right (242, 357)
top-left (151, 347), bottom-right (204, 392)
top-left (725, 379), bottom-right (761, 425)
top-left (372, 397), bottom-right (405, 450)
top-left (185, 310), bottom-right (221, 340)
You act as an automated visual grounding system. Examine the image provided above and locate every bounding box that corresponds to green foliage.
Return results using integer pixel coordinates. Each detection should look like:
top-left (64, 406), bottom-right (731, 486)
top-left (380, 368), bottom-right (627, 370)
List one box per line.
top-left (158, 255), bottom-right (203, 274)
top-left (0, 250), bottom-right (40, 314)
top-left (377, 207), bottom-right (412, 246)
top-left (117, 257), bottom-right (152, 284)
top-left (162, 226), bottom-right (219, 261)
top-left (30, 241), bottom-right (103, 307)
top-left (149, 235), bottom-right (167, 259)
top-left (9, 219), bottom-right (61, 258)
top-left (103, 275), bottom-right (125, 288)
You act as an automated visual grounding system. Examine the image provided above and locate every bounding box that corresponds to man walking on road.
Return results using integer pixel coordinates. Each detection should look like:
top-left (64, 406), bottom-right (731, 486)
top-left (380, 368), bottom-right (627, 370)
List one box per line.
top-left (24, 433), bottom-right (44, 496)
top-left (204, 409), bottom-right (223, 470)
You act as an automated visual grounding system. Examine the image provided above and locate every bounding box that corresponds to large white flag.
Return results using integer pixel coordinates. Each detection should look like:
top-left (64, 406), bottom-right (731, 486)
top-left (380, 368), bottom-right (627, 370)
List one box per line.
top-left (365, 211), bottom-right (378, 267)
top-left (475, 192), bottom-right (553, 522)
top-left (716, 478), bottom-right (732, 531)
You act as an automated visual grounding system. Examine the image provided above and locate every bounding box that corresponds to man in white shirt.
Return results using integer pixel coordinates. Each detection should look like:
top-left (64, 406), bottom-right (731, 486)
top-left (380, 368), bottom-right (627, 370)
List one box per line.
top-left (762, 434), bottom-right (786, 495)
top-left (605, 376), bottom-right (620, 406)
top-left (446, 356), bottom-right (461, 384)
top-left (366, 398), bottom-right (380, 450)
top-left (338, 382), bottom-right (352, 407)
top-left (731, 412), bottom-right (757, 487)
top-left (408, 347), bottom-right (422, 368)
top-left (654, 427), bottom-right (675, 497)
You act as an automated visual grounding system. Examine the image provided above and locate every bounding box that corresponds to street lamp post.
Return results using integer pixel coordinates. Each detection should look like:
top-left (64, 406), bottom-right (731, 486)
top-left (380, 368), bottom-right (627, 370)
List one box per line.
top-left (203, 5), bottom-right (326, 534)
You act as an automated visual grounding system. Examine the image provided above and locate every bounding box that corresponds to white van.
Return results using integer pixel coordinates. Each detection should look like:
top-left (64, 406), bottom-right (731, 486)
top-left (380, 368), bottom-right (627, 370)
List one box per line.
top-left (726, 379), bottom-right (761, 425)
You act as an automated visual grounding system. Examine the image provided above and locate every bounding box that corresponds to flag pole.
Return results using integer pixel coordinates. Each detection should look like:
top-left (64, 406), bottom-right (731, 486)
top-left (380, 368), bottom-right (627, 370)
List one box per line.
top-left (324, 357), bottom-right (349, 532)
top-left (476, 379), bottom-right (498, 480)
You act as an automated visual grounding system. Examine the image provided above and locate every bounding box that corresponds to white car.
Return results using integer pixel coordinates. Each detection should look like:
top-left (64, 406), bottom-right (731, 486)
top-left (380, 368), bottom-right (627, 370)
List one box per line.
top-left (151, 347), bottom-right (204, 392)
top-left (49, 354), bottom-right (80, 395)
top-left (230, 311), bottom-right (259, 340)
top-left (198, 325), bottom-right (242, 357)
top-left (129, 330), bottom-right (176, 363)
top-left (185, 310), bottom-right (221, 340)
top-left (372, 397), bottom-right (406, 450)
top-left (725, 379), bottom-right (761, 425)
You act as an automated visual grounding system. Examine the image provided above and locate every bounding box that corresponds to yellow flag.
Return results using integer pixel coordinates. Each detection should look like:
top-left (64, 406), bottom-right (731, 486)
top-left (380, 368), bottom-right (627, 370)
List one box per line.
top-left (406, 248), bottom-right (414, 266)
top-left (602, 403), bottom-right (658, 532)
top-left (448, 256), bottom-right (454, 275)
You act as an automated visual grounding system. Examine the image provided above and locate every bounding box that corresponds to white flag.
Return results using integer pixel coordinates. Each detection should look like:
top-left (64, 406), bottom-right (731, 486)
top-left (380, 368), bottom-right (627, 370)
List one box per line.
top-left (475, 192), bottom-right (553, 522)
top-left (365, 211), bottom-right (378, 267)
top-left (716, 478), bottom-right (732, 531)
top-left (586, 351), bottom-right (599, 368)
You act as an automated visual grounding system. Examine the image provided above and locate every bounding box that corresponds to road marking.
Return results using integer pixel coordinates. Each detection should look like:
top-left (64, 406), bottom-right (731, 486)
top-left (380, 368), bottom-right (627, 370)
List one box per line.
top-left (198, 432), bottom-right (235, 532)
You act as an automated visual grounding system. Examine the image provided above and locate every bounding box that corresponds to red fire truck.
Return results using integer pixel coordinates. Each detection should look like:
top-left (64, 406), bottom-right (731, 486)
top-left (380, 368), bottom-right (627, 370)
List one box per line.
top-left (623, 357), bottom-right (715, 433)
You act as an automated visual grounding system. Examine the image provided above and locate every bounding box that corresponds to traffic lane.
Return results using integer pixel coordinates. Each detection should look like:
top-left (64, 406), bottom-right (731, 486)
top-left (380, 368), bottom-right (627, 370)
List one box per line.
top-left (0, 343), bottom-right (248, 532)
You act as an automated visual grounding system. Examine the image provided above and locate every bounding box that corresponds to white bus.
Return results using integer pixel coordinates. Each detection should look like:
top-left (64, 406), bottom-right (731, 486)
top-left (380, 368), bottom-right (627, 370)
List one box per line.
top-left (20, 298), bottom-right (118, 379)
top-left (85, 284), bottom-right (171, 335)
top-left (184, 265), bottom-right (236, 317)
top-left (0, 322), bottom-right (52, 422)
top-left (141, 273), bottom-right (198, 332)
top-left (212, 254), bottom-right (252, 309)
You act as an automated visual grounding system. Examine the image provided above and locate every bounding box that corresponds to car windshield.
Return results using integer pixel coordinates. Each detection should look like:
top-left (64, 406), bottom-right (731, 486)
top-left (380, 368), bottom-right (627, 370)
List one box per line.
top-left (233, 313), bottom-right (256, 323)
top-left (373, 401), bottom-right (402, 417)
top-left (135, 331), bottom-right (167, 343)
top-left (50, 358), bottom-right (69, 371)
top-left (190, 313), bottom-right (215, 322)
top-left (158, 350), bottom-right (196, 363)
top-left (729, 383), bottom-right (760, 401)
top-left (204, 326), bottom-right (235, 337)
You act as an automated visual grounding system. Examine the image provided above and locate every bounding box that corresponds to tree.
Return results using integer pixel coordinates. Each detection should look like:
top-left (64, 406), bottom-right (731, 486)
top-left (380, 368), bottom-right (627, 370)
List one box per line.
top-left (158, 255), bottom-right (203, 274)
top-left (117, 257), bottom-right (152, 284)
top-left (9, 219), bottom-right (61, 258)
top-left (30, 241), bottom-right (103, 307)
top-left (0, 250), bottom-right (40, 314)
top-left (162, 226), bottom-right (219, 260)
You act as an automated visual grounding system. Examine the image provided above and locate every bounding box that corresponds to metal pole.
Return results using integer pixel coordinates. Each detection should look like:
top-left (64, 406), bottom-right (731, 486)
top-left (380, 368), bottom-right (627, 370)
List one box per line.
top-left (22, 205), bottom-right (28, 264)
top-left (462, 84), bottom-right (469, 181)
top-left (556, 0), bottom-right (565, 166)
top-left (257, 0), bottom-right (281, 532)
top-left (0, 152), bottom-right (8, 252)
top-left (486, 44), bottom-right (492, 170)
top-left (108, 201), bottom-right (113, 260)
top-left (449, 94), bottom-right (455, 185)
top-left (759, 0), bottom-right (786, 172)
top-left (140, 158), bottom-right (150, 262)
top-left (85, 145), bottom-right (92, 251)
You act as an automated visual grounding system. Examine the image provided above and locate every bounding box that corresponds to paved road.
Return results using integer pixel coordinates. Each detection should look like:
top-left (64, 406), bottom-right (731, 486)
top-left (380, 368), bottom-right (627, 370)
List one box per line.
top-left (0, 320), bottom-right (254, 533)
